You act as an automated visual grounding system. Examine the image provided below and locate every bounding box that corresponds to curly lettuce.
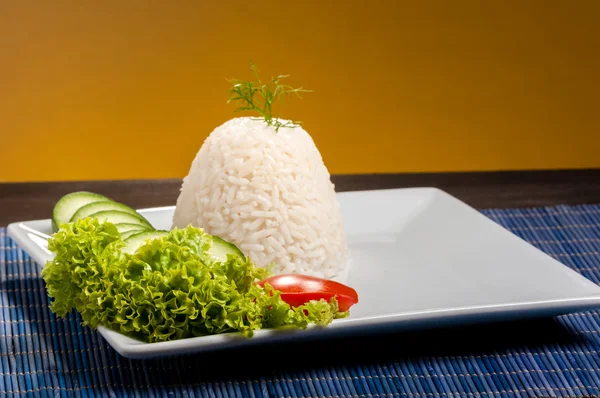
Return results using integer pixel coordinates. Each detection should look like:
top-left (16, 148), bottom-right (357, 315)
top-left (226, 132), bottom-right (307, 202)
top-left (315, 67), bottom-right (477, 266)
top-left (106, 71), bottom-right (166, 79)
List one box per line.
top-left (41, 218), bottom-right (343, 342)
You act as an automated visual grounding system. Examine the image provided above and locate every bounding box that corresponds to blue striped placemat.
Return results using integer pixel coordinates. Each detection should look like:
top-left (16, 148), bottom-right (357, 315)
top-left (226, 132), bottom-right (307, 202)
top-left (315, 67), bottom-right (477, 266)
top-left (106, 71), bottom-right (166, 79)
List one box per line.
top-left (2, 204), bottom-right (600, 397)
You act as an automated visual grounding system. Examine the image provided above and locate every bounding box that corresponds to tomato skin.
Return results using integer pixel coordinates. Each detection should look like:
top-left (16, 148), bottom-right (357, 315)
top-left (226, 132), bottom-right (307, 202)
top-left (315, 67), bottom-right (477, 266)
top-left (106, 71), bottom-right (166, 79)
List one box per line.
top-left (257, 274), bottom-right (359, 312)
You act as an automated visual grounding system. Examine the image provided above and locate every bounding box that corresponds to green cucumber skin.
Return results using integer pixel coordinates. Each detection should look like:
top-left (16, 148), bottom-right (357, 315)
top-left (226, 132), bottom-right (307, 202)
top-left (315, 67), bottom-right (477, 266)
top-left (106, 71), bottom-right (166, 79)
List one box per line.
top-left (51, 191), bottom-right (110, 232)
top-left (121, 229), bottom-right (148, 239)
top-left (70, 201), bottom-right (146, 224)
top-left (115, 223), bottom-right (152, 235)
top-left (123, 230), bottom-right (169, 254)
top-left (87, 210), bottom-right (153, 229)
top-left (209, 236), bottom-right (245, 261)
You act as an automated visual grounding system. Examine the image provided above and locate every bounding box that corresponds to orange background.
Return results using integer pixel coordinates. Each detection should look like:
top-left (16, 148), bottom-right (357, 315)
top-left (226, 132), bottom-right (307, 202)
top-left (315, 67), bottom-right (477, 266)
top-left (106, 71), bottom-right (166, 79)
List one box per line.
top-left (1, 1), bottom-right (599, 182)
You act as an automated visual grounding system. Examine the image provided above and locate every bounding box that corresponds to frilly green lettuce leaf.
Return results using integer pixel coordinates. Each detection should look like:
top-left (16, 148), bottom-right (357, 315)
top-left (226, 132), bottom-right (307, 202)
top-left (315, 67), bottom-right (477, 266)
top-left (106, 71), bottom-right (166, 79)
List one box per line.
top-left (42, 218), bottom-right (345, 342)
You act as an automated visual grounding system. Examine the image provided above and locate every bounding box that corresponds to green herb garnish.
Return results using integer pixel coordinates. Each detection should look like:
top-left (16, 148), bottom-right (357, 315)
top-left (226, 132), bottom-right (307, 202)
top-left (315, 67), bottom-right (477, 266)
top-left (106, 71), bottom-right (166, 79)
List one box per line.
top-left (227, 62), bottom-right (311, 132)
top-left (42, 218), bottom-right (343, 342)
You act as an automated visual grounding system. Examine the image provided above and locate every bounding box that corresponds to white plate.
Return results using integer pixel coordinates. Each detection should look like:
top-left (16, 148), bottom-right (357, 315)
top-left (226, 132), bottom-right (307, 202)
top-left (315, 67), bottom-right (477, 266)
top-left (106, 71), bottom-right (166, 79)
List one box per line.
top-left (8, 188), bottom-right (600, 359)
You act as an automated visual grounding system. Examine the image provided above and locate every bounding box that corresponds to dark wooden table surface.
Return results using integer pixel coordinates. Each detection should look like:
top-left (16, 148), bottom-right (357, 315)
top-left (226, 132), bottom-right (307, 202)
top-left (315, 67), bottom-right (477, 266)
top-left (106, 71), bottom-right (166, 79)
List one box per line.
top-left (1, 169), bottom-right (599, 226)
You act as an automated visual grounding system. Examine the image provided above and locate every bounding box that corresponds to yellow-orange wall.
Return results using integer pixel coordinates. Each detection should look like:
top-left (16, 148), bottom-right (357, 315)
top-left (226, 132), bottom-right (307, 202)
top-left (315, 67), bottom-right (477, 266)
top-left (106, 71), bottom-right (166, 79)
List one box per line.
top-left (1, 1), bottom-right (599, 182)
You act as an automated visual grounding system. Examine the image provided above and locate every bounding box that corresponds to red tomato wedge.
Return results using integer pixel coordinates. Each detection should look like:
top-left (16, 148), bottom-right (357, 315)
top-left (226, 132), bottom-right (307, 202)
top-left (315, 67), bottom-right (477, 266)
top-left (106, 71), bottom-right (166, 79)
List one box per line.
top-left (257, 274), bottom-right (359, 312)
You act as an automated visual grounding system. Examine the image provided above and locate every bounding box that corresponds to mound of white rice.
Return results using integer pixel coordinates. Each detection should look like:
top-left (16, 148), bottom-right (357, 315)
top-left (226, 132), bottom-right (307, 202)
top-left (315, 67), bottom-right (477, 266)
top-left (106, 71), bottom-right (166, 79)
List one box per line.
top-left (172, 117), bottom-right (350, 281)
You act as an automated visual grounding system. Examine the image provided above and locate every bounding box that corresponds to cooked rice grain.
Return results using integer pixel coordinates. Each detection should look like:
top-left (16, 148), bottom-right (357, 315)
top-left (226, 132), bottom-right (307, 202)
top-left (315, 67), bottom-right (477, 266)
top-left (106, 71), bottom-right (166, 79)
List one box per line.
top-left (172, 117), bottom-right (349, 281)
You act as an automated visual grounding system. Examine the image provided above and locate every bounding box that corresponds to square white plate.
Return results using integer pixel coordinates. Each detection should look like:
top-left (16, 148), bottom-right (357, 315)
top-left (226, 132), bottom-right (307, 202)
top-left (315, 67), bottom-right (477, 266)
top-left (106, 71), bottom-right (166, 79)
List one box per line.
top-left (7, 188), bottom-right (600, 359)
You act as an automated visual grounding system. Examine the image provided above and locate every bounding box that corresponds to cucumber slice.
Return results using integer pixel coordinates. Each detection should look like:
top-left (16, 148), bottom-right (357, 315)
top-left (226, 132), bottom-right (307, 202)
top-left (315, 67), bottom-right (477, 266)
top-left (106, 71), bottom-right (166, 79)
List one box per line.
top-left (208, 236), bottom-right (245, 262)
top-left (115, 223), bottom-right (151, 234)
top-left (52, 191), bottom-right (110, 232)
top-left (121, 229), bottom-right (148, 240)
top-left (70, 201), bottom-right (150, 225)
top-left (123, 230), bottom-right (169, 254)
top-left (88, 210), bottom-right (153, 229)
